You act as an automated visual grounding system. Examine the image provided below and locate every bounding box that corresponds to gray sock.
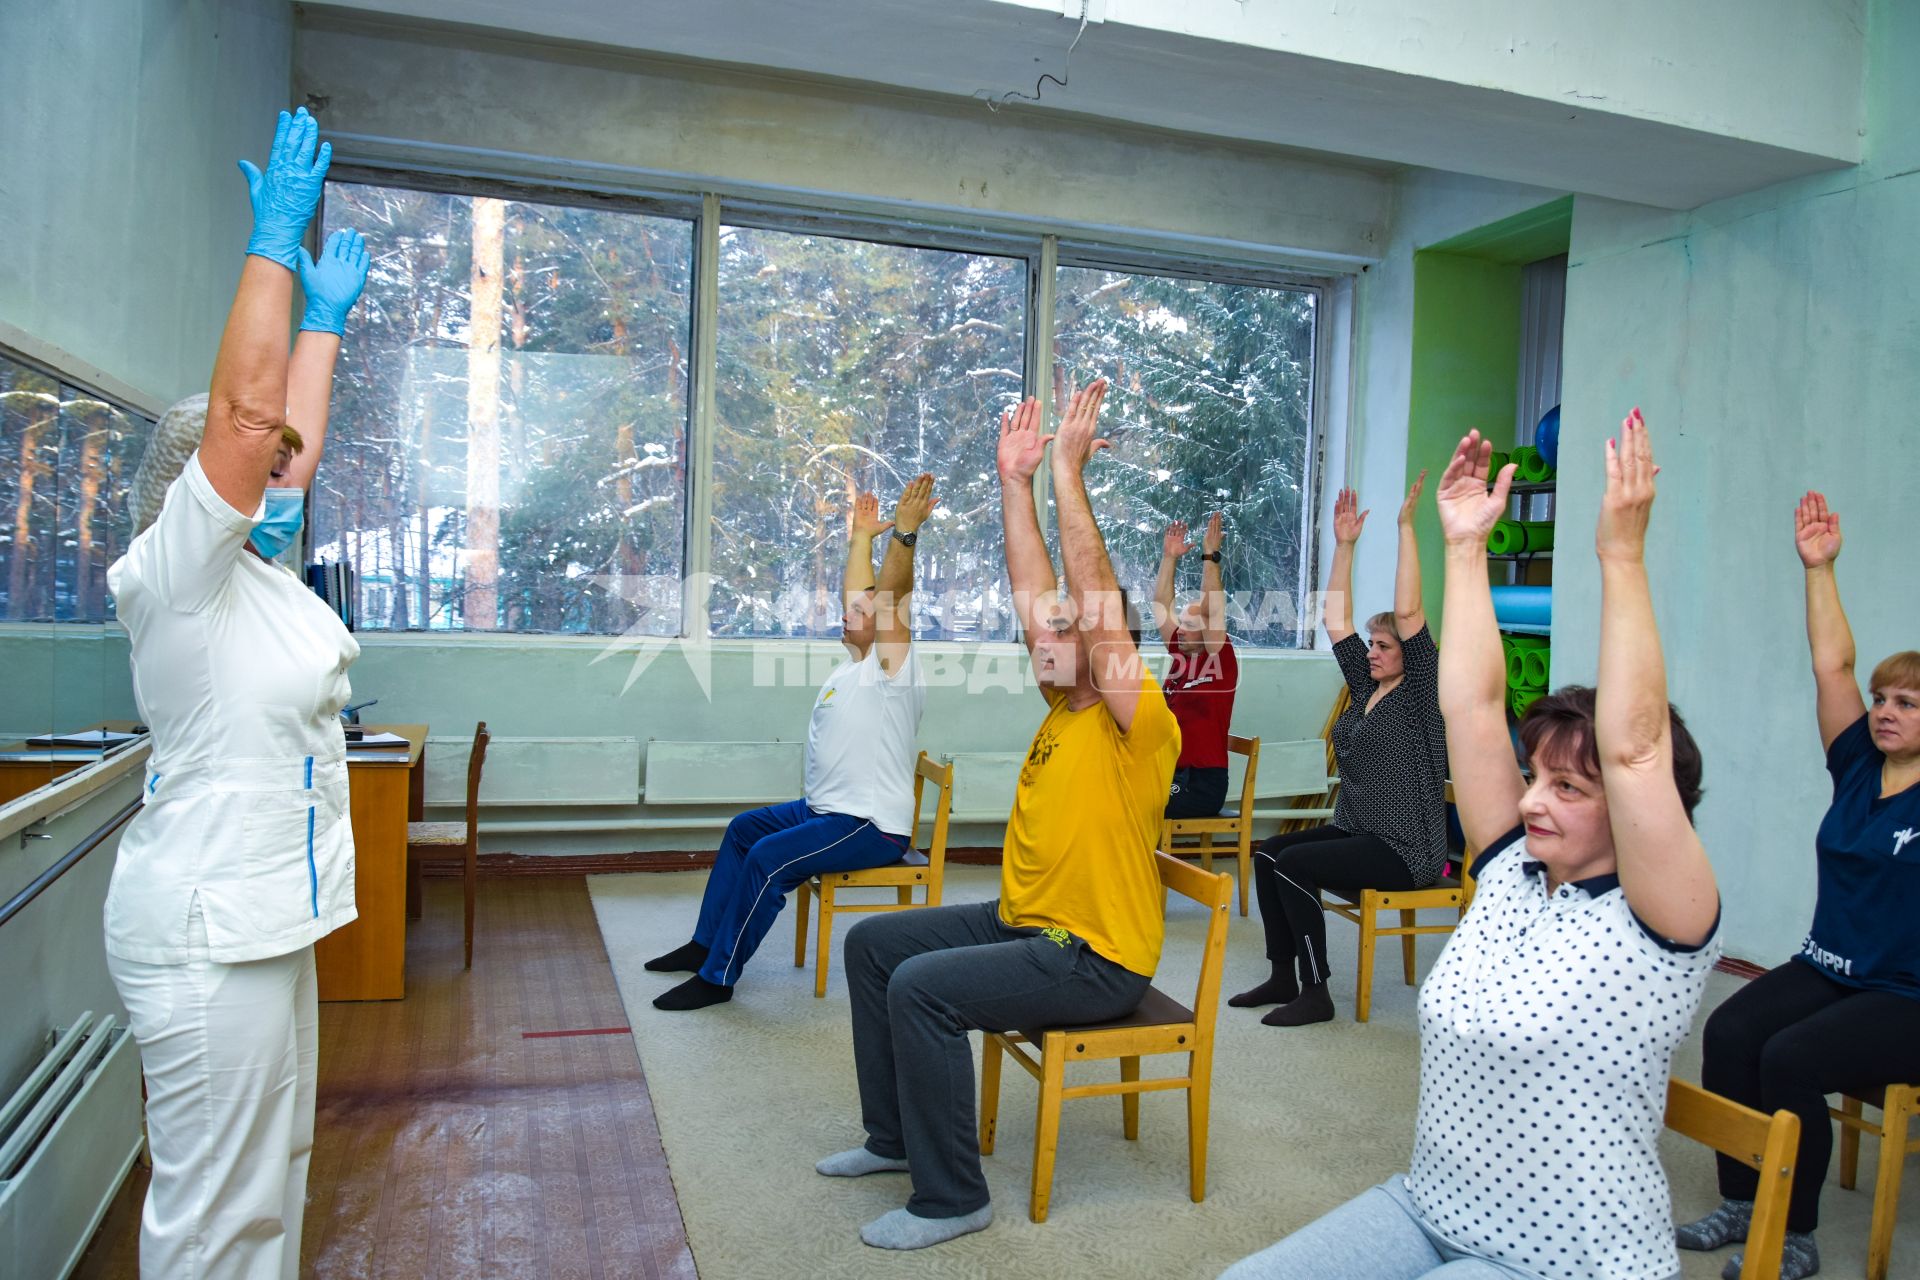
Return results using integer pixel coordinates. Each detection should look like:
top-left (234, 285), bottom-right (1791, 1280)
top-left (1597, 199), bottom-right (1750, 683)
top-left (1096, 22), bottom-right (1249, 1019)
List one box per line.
top-left (1678, 1198), bottom-right (1753, 1249)
top-left (860, 1204), bottom-right (993, 1250)
top-left (1722, 1230), bottom-right (1819, 1280)
top-left (815, 1146), bottom-right (908, 1177)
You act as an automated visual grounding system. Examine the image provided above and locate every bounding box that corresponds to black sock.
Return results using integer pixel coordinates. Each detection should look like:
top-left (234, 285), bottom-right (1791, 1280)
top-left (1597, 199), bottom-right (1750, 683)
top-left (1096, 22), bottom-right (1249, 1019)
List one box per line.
top-left (1228, 969), bottom-right (1301, 1008)
top-left (644, 940), bottom-right (710, 973)
top-left (1262, 982), bottom-right (1335, 1027)
top-left (652, 975), bottom-right (734, 1011)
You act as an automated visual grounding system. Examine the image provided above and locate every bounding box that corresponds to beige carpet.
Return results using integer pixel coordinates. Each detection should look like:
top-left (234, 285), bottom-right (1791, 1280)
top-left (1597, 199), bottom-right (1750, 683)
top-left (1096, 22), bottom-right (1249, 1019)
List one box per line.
top-left (588, 867), bottom-right (1913, 1280)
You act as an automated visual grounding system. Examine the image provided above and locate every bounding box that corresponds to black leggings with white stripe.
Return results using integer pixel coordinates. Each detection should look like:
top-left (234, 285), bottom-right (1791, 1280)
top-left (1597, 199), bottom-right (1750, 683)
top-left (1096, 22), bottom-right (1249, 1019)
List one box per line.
top-left (1252, 825), bottom-right (1417, 987)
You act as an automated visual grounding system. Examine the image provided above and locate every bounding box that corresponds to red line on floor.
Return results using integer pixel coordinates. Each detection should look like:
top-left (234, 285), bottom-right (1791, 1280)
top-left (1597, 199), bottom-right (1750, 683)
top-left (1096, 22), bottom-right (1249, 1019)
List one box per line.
top-left (522, 1026), bottom-right (633, 1039)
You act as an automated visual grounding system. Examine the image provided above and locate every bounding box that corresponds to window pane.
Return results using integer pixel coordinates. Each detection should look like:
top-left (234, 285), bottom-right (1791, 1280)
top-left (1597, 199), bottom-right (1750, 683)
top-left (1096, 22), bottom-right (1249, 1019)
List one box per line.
top-left (0, 354), bottom-right (60, 621)
top-left (710, 226), bottom-right (1027, 640)
top-left (52, 387), bottom-right (141, 622)
top-left (317, 183), bottom-right (694, 634)
top-left (1053, 266), bottom-right (1318, 648)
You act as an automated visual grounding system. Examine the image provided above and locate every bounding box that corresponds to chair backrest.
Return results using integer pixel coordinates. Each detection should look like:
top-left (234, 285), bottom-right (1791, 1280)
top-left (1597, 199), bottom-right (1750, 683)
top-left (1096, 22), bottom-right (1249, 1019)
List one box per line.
top-left (1665, 1078), bottom-right (1800, 1280)
top-left (1319, 686), bottom-right (1350, 779)
top-left (910, 752), bottom-right (955, 893)
top-left (1227, 735), bottom-right (1260, 818)
top-left (464, 721), bottom-right (490, 841)
top-left (1154, 850), bottom-right (1233, 1039)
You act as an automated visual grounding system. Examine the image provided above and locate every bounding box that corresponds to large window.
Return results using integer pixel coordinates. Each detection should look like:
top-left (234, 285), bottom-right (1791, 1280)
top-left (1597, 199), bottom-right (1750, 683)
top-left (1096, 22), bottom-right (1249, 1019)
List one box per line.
top-left (710, 225), bottom-right (1027, 640)
top-left (0, 350), bottom-right (146, 624)
top-left (1052, 262), bottom-right (1318, 649)
top-left (317, 183), bottom-right (694, 634)
top-left (314, 177), bottom-right (1329, 647)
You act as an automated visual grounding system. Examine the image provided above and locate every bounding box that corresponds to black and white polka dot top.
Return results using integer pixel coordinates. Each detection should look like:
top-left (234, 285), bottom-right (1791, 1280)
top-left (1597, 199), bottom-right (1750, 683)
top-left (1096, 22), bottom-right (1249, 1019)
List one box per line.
top-left (1330, 625), bottom-right (1450, 884)
top-left (1407, 827), bottom-right (1721, 1280)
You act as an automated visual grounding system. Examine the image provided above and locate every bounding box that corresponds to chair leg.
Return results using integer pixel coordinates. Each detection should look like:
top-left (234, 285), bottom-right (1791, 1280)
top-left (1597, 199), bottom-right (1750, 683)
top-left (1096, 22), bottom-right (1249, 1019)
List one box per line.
top-left (1237, 840), bottom-right (1251, 918)
top-left (462, 843), bottom-right (476, 970)
top-left (1840, 1095), bottom-right (1863, 1189)
top-left (1187, 1047), bottom-right (1212, 1203)
top-left (405, 854), bottom-right (423, 920)
top-left (813, 889), bottom-right (834, 999)
top-left (1031, 1040), bottom-right (1065, 1223)
top-left (978, 1035), bottom-right (1003, 1155)
top-left (793, 881), bottom-right (811, 968)
top-left (1400, 909), bottom-right (1418, 985)
top-left (1355, 898), bottom-right (1377, 1023)
top-left (896, 885), bottom-right (913, 906)
top-left (1120, 1056), bottom-right (1140, 1140)
top-left (1867, 1087), bottom-right (1913, 1280)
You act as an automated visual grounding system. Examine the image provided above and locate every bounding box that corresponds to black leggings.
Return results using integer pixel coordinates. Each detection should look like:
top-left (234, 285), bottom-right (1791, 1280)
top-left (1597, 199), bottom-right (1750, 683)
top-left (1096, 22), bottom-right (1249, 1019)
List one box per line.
top-left (1165, 766), bottom-right (1229, 819)
top-left (1251, 825), bottom-right (1416, 987)
top-left (1702, 961), bottom-right (1920, 1232)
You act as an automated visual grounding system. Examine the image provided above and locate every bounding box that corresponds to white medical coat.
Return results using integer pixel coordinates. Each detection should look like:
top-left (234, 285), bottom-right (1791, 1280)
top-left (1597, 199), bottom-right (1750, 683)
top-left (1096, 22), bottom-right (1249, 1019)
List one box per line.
top-left (104, 452), bottom-right (360, 964)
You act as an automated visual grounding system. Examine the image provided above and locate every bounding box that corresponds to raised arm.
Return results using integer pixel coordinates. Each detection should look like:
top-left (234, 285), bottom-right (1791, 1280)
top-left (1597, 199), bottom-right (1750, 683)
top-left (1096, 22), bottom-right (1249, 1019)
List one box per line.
top-left (1596, 410), bottom-right (1717, 946)
top-left (874, 473), bottom-right (936, 676)
top-left (846, 489), bottom-right (888, 608)
top-left (1154, 521), bottom-right (1191, 646)
top-left (1051, 379), bottom-right (1147, 732)
top-left (1394, 470), bottom-right (1428, 638)
top-left (1795, 491), bottom-right (1866, 751)
top-left (996, 397), bottom-right (1059, 655)
top-left (1323, 488), bottom-right (1367, 643)
top-left (202, 108), bottom-right (331, 516)
top-left (1199, 511), bottom-right (1228, 653)
top-left (1435, 433), bottom-right (1527, 853)
top-left (281, 229), bottom-right (370, 493)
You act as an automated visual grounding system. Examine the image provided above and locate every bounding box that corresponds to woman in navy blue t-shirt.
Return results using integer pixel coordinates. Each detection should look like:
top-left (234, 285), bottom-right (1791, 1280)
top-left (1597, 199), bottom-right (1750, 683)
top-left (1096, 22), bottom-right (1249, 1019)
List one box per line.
top-left (1678, 491), bottom-right (1920, 1280)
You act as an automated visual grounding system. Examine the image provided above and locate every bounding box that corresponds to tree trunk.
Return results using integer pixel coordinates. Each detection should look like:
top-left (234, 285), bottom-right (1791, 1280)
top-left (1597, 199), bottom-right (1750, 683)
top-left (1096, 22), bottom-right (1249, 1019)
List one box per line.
top-left (464, 196), bottom-right (505, 630)
top-left (72, 413), bottom-right (104, 619)
top-left (9, 409), bottom-right (49, 615)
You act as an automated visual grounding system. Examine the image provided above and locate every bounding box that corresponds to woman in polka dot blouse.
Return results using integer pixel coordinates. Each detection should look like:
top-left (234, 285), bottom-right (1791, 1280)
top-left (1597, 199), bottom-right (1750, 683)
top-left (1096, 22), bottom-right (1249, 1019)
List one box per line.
top-left (1223, 412), bottom-right (1722, 1280)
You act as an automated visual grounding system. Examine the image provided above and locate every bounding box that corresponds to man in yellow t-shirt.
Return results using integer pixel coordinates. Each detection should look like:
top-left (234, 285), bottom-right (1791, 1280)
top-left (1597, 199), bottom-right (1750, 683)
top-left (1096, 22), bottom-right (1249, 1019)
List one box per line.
top-left (819, 379), bottom-right (1181, 1253)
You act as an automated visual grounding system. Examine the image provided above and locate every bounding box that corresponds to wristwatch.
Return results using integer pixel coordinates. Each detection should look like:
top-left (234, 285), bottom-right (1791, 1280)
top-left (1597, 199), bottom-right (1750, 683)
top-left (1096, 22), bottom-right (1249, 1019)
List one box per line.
top-left (1200, 551), bottom-right (1222, 563)
top-left (891, 528), bottom-right (918, 549)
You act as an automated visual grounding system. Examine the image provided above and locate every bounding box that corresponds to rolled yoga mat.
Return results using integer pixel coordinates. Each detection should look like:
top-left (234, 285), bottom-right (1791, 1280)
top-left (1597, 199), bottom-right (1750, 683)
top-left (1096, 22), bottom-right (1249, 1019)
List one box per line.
top-left (1511, 687), bottom-right (1546, 718)
top-left (1506, 647), bottom-right (1529, 688)
top-left (1488, 450), bottom-right (1511, 476)
top-left (1511, 445), bottom-right (1555, 484)
top-left (1521, 647), bottom-right (1550, 689)
top-left (1490, 584), bottom-right (1552, 628)
top-left (1487, 520), bottom-right (1555, 555)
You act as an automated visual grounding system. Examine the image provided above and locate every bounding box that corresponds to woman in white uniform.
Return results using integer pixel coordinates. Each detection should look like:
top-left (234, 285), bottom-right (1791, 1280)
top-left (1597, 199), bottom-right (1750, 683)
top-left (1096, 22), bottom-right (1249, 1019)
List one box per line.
top-left (104, 106), bottom-right (368, 1279)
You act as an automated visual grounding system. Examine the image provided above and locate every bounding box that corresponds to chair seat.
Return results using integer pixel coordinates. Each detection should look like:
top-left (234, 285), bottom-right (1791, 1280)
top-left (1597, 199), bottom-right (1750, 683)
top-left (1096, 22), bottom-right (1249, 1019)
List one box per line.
top-left (1166, 813), bottom-right (1244, 831)
top-left (1324, 875), bottom-right (1460, 905)
top-left (407, 821), bottom-right (468, 847)
top-left (1013, 984), bottom-right (1193, 1047)
top-left (807, 848), bottom-right (932, 888)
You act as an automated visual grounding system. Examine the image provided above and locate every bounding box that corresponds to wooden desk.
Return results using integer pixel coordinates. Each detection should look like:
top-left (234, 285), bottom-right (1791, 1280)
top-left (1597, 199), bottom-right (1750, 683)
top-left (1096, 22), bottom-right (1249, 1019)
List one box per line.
top-left (316, 723), bottom-right (428, 1002)
top-left (0, 722), bottom-right (146, 806)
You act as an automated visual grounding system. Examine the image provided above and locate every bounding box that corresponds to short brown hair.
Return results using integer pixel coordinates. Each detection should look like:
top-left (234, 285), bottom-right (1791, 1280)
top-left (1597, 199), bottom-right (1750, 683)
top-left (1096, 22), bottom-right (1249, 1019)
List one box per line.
top-left (1517, 685), bottom-right (1705, 821)
top-left (1870, 650), bottom-right (1920, 694)
top-left (1366, 611), bottom-right (1398, 639)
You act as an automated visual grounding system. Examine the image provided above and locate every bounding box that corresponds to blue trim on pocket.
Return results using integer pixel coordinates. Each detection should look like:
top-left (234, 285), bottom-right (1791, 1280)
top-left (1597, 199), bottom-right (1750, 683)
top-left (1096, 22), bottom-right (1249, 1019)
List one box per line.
top-left (305, 756), bottom-right (318, 917)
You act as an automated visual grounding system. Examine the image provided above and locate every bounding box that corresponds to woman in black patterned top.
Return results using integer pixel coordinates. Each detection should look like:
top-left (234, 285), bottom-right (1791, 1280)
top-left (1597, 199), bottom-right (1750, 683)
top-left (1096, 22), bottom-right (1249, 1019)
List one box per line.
top-left (1232, 471), bottom-right (1449, 1026)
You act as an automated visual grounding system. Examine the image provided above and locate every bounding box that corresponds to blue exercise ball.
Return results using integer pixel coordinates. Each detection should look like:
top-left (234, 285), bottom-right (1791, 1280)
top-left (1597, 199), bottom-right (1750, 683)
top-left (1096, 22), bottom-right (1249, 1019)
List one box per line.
top-left (1535, 405), bottom-right (1561, 471)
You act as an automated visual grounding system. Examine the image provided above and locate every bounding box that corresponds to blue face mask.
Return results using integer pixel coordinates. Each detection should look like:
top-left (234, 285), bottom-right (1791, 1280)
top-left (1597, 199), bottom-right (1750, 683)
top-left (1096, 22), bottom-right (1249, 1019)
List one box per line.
top-left (249, 487), bottom-right (305, 560)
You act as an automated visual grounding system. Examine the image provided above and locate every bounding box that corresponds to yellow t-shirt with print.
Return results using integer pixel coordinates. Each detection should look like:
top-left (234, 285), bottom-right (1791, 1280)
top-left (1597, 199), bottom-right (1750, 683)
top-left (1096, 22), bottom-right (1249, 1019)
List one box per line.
top-left (998, 675), bottom-right (1182, 976)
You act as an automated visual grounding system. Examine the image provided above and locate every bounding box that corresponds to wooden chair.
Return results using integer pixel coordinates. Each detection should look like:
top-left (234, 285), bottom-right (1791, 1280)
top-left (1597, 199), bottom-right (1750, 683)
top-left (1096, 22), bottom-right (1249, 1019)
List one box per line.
top-left (1665, 1078), bottom-right (1801, 1279)
top-left (793, 752), bottom-right (953, 998)
top-left (1273, 686), bottom-right (1346, 836)
top-left (1319, 780), bottom-right (1473, 1022)
top-left (1160, 735), bottom-right (1260, 916)
top-left (977, 851), bottom-right (1231, 1222)
top-left (406, 721), bottom-right (490, 969)
top-left (1832, 1082), bottom-right (1919, 1280)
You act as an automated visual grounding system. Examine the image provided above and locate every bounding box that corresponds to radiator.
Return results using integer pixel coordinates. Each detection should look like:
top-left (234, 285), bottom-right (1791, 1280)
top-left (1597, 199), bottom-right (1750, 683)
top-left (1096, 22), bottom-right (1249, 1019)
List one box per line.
top-left (0, 1012), bottom-right (143, 1280)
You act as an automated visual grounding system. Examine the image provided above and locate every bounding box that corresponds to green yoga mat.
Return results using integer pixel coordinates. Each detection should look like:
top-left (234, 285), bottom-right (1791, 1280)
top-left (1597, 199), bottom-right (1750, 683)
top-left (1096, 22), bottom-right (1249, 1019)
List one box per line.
top-left (1522, 647), bottom-right (1550, 689)
top-left (1488, 450), bottom-right (1511, 476)
top-left (1503, 633), bottom-right (1548, 649)
top-left (1506, 648), bottom-right (1529, 688)
top-left (1487, 520), bottom-right (1555, 555)
top-left (1511, 687), bottom-right (1545, 718)
top-left (1512, 445), bottom-right (1555, 484)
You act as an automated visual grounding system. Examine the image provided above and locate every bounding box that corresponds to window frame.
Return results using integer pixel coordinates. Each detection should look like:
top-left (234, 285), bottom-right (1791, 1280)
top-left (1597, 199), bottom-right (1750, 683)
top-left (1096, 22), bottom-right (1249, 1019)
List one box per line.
top-left (318, 166), bottom-right (1344, 649)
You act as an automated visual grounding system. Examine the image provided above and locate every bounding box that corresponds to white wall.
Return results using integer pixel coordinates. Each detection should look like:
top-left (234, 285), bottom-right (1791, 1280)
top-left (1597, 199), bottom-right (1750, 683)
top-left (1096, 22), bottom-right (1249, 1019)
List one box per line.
top-left (1553, 0), bottom-right (1917, 964)
top-left (0, 0), bottom-right (294, 408)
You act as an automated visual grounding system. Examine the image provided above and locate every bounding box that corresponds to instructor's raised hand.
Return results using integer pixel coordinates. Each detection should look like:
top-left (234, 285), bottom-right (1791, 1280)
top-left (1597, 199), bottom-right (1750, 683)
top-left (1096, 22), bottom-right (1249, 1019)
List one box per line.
top-left (238, 106), bottom-right (331, 268)
top-left (297, 228), bottom-right (369, 335)
top-left (1794, 490), bottom-right (1843, 568)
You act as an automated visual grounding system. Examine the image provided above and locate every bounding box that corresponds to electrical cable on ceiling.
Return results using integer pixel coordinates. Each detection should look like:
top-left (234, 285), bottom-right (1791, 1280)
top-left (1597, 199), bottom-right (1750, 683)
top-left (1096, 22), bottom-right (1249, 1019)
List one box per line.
top-left (977, 0), bottom-right (1092, 112)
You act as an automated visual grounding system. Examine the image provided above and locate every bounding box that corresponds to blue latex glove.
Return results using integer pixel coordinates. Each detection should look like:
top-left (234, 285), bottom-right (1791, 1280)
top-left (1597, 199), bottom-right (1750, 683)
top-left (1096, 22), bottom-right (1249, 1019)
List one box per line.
top-left (297, 229), bottom-right (370, 334)
top-left (237, 107), bottom-right (331, 268)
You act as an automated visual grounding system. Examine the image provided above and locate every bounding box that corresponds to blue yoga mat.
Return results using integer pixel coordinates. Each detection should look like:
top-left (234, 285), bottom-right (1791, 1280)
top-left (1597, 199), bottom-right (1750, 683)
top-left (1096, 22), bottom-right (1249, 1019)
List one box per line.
top-left (1491, 585), bottom-right (1552, 628)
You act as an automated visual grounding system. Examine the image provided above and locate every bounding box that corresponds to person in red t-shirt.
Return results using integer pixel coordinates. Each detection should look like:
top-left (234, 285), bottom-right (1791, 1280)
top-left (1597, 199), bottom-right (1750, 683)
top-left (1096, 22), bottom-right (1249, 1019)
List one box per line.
top-left (1154, 512), bottom-right (1240, 818)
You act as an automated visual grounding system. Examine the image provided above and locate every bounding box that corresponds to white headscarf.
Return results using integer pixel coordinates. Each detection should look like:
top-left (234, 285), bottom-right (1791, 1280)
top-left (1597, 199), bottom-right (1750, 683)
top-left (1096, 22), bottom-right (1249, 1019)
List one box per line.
top-left (127, 394), bottom-right (208, 536)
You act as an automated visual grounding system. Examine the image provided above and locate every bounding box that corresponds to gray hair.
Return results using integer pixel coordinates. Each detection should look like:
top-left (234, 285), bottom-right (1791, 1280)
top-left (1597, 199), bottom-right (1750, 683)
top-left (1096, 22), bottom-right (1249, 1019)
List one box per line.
top-left (127, 394), bottom-right (208, 536)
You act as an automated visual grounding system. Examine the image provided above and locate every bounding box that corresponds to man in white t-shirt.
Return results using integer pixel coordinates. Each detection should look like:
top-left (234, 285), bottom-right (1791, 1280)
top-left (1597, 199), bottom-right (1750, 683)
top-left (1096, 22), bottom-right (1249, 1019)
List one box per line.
top-left (647, 475), bottom-right (936, 1009)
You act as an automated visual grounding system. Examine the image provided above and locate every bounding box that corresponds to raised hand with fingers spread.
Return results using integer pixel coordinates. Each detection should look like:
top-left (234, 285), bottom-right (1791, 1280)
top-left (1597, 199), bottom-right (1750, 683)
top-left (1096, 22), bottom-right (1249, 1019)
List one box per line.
top-left (297, 228), bottom-right (370, 336)
top-left (1163, 521), bottom-right (1193, 559)
top-left (238, 106), bottom-right (332, 269)
top-left (1434, 430), bottom-right (1516, 548)
top-left (851, 490), bottom-right (894, 540)
top-left (996, 398), bottom-right (1053, 484)
top-left (1333, 488), bottom-right (1369, 545)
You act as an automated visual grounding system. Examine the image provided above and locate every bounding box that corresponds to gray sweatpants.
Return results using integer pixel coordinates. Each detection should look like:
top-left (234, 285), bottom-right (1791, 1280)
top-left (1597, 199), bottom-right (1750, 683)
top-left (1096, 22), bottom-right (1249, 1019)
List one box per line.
top-left (846, 899), bottom-right (1150, 1218)
top-left (1220, 1178), bottom-right (1552, 1279)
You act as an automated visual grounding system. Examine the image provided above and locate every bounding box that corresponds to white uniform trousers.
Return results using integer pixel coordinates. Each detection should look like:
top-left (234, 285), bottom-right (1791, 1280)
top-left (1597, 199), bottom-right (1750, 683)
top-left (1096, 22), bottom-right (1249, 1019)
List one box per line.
top-left (108, 927), bottom-right (318, 1280)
